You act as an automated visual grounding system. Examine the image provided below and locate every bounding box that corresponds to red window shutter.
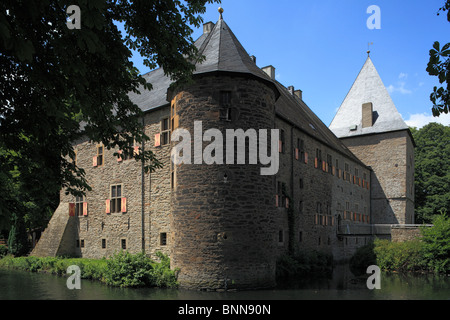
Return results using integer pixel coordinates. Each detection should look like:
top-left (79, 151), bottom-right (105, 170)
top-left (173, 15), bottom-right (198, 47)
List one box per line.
top-left (315, 158), bottom-right (318, 168)
top-left (304, 152), bottom-right (308, 164)
top-left (69, 203), bottom-right (75, 217)
top-left (105, 199), bottom-right (110, 214)
top-left (332, 166), bottom-right (335, 176)
top-left (93, 156), bottom-right (98, 167)
top-left (295, 148), bottom-right (299, 160)
top-left (279, 140), bottom-right (283, 153)
top-left (275, 195), bottom-right (279, 207)
top-left (285, 197), bottom-right (289, 209)
top-left (155, 134), bottom-right (161, 147)
top-left (83, 202), bottom-right (88, 216)
top-left (121, 197), bottom-right (127, 213)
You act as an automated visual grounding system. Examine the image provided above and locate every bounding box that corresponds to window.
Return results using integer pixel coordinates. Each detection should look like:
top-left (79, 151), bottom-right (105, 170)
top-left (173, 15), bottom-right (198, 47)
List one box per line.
top-left (344, 163), bottom-right (350, 181)
top-left (299, 178), bottom-right (304, 189)
top-left (80, 239), bottom-right (85, 248)
top-left (279, 129), bottom-right (285, 153)
top-left (220, 91), bottom-right (232, 121)
top-left (299, 201), bottom-right (303, 214)
top-left (73, 150), bottom-right (77, 167)
top-left (97, 145), bottom-right (104, 166)
top-left (160, 233), bottom-right (167, 246)
top-left (315, 148), bottom-right (322, 168)
top-left (327, 154), bottom-right (332, 174)
top-left (75, 195), bottom-right (84, 217)
top-left (161, 118), bottom-right (170, 145)
top-left (111, 185), bottom-right (122, 213)
top-left (278, 230), bottom-right (284, 243)
top-left (102, 239), bottom-right (106, 249)
top-left (121, 239), bottom-right (127, 250)
top-left (277, 181), bottom-right (286, 207)
top-left (299, 139), bottom-right (305, 161)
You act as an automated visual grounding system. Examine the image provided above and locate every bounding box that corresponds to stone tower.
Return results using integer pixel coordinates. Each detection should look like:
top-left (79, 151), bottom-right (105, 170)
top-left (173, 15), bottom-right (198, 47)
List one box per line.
top-left (167, 12), bottom-right (280, 290)
top-left (329, 55), bottom-right (415, 224)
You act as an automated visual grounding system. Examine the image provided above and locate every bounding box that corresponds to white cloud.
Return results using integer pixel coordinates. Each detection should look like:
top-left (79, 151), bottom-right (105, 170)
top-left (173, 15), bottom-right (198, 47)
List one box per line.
top-left (387, 81), bottom-right (412, 95)
top-left (404, 112), bottom-right (450, 128)
top-left (398, 72), bottom-right (408, 79)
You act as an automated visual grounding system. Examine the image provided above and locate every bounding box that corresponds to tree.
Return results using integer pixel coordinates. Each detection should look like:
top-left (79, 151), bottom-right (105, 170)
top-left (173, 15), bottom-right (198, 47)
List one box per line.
top-left (411, 123), bottom-right (450, 223)
top-left (0, 0), bottom-right (219, 254)
top-left (421, 213), bottom-right (450, 273)
top-left (427, 1), bottom-right (450, 116)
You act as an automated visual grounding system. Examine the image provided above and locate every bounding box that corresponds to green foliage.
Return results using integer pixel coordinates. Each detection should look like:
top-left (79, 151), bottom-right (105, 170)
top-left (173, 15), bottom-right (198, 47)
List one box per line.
top-left (0, 245), bottom-right (7, 258)
top-left (103, 251), bottom-right (178, 288)
top-left (427, 1), bottom-right (450, 116)
top-left (411, 123), bottom-right (450, 224)
top-left (276, 250), bottom-right (333, 279)
top-left (421, 213), bottom-right (450, 273)
top-left (0, 0), bottom-right (220, 247)
top-left (373, 239), bottom-right (427, 273)
top-left (349, 241), bottom-right (377, 276)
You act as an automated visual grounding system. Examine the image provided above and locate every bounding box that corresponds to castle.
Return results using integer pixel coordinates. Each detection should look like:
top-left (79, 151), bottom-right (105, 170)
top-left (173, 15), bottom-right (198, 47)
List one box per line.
top-left (32, 11), bottom-right (415, 290)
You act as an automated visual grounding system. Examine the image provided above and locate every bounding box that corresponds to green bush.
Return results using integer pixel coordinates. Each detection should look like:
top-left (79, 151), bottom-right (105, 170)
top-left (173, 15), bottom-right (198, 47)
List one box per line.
top-left (103, 251), bottom-right (178, 288)
top-left (349, 241), bottom-right (377, 276)
top-left (0, 245), bottom-right (8, 258)
top-left (421, 214), bottom-right (450, 273)
top-left (373, 239), bottom-right (426, 272)
top-left (0, 251), bottom-right (177, 288)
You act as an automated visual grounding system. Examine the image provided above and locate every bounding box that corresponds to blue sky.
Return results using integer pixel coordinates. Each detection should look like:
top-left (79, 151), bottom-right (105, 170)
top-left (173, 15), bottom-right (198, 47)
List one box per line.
top-left (129, 0), bottom-right (450, 128)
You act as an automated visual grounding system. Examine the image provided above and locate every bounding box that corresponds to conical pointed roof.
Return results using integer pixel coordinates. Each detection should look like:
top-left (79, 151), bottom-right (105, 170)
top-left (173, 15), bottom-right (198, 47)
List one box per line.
top-left (329, 57), bottom-right (408, 138)
top-left (193, 17), bottom-right (271, 82)
top-left (130, 16), bottom-right (277, 112)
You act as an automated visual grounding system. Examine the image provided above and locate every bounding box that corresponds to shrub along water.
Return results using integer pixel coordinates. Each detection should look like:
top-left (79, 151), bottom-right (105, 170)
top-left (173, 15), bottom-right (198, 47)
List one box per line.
top-left (349, 214), bottom-right (450, 275)
top-left (0, 251), bottom-right (178, 288)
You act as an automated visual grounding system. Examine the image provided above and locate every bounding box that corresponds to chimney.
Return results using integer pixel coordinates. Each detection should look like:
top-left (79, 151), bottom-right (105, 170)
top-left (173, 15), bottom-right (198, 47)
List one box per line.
top-left (362, 102), bottom-right (373, 128)
top-left (250, 55), bottom-right (256, 63)
top-left (262, 65), bottom-right (275, 80)
top-left (203, 22), bottom-right (215, 34)
top-left (287, 86), bottom-right (294, 95)
top-left (294, 89), bottom-right (302, 100)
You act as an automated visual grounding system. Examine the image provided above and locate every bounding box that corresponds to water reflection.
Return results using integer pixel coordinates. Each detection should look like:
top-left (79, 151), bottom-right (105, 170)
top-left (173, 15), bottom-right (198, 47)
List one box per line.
top-left (0, 267), bottom-right (448, 300)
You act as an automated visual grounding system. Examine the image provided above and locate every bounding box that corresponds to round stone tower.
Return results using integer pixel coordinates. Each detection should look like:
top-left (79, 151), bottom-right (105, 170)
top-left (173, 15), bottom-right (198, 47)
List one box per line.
top-left (167, 12), bottom-right (280, 290)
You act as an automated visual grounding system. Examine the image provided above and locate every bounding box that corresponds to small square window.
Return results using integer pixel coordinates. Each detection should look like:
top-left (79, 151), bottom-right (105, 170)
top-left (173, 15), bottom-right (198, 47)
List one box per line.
top-left (102, 239), bottom-right (106, 249)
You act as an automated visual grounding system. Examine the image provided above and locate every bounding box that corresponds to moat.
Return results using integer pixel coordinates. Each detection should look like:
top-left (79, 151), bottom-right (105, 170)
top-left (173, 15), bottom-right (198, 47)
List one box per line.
top-left (0, 265), bottom-right (448, 300)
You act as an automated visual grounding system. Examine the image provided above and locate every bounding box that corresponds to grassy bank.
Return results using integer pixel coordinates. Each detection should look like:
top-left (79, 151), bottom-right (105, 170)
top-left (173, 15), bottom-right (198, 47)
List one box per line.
top-left (0, 250), bottom-right (178, 288)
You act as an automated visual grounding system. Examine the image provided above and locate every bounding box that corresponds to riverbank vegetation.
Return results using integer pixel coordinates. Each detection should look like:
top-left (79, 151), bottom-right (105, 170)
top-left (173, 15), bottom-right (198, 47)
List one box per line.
top-left (0, 250), bottom-right (178, 288)
top-left (350, 214), bottom-right (450, 275)
top-left (276, 250), bottom-right (333, 280)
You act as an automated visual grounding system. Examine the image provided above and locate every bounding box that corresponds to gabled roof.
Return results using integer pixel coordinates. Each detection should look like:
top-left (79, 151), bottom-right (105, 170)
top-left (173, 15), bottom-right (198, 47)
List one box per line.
top-left (329, 57), bottom-right (408, 138)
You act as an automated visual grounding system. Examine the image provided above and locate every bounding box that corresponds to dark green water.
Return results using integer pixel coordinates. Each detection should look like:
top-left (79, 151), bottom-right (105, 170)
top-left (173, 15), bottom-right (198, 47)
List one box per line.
top-left (0, 266), bottom-right (448, 300)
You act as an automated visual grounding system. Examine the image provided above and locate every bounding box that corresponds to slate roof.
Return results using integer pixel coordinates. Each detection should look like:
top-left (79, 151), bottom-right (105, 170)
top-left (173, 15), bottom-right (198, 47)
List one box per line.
top-left (329, 57), bottom-right (409, 138)
top-left (128, 16), bottom-right (275, 113)
top-left (127, 16), bottom-right (367, 165)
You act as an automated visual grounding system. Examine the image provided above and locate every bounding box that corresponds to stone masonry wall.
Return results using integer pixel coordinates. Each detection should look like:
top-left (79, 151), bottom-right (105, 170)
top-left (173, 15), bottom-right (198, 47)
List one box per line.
top-left (168, 74), bottom-right (278, 290)
top-left (341, 130), bottom-right (415, 224)
top-left (275, 113), bottom-right (372, 262)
